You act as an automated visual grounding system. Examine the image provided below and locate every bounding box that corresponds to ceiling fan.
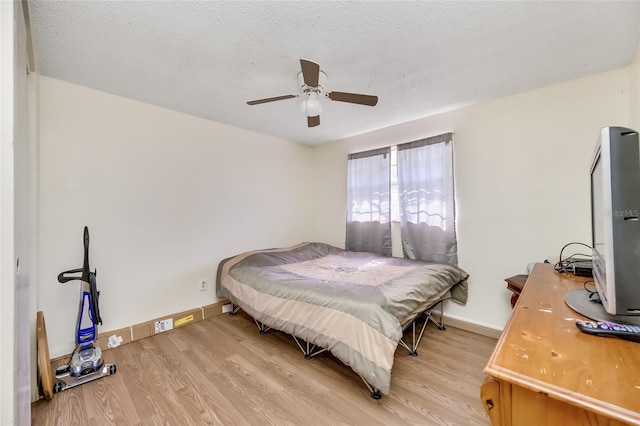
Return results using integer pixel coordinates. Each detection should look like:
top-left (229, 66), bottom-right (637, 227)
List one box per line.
top-left (246, 59), bottom-right (378, 128)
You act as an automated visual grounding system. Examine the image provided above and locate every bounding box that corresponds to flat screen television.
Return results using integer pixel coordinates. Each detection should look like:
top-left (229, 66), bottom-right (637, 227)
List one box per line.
top-left (590, 126), bottom-right (640, 316)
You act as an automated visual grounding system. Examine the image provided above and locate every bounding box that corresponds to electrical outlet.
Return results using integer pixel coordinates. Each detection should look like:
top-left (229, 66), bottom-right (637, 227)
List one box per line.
top-left (154, 319), bottom-right (173, 334)
top-left (199, 280), bottom-right (207, 291)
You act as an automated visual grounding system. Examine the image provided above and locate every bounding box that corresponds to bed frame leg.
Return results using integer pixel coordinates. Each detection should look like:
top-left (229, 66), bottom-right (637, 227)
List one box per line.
top-left (427, 299), bottom-right (446, 331)
top-left (359, 374), bottom-right (382, 399)
top-left (292, 336), bottom-right (327, 359)
top-left (229, 303), bottom-right (241, 316)
top-left (399, 318), bottom-right (427, 356)
top-left (398, 338), bottom-right (418, 356)
top-left (254, 319), bottom-right (271, 334)
top-left (399, 298), bottom-right (448, 356)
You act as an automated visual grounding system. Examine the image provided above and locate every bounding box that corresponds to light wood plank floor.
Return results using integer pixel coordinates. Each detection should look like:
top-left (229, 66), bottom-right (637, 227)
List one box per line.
top-left (32, 312), bottom-right (497, 425)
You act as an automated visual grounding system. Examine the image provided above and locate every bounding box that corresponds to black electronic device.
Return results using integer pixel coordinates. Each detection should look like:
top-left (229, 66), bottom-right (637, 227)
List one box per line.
top-left (571, 261), bottom-right (593, 277)
top-left (575, 320), bottom-right (640, 343)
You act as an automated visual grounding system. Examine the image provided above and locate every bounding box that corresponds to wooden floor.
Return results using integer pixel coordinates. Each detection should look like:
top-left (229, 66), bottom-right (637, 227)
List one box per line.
top-left (32, 312), bottom-right (497, 425)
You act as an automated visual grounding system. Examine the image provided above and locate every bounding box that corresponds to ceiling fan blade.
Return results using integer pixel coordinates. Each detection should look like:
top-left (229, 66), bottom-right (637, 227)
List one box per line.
top-left (307, 115), bottom-right (320, 127)
top-left (300, 59), bottom-right (320, 87)
top-left (247, 94), bottom-right (296, 105)
top-left (328, 91), bottom-right (378, 106)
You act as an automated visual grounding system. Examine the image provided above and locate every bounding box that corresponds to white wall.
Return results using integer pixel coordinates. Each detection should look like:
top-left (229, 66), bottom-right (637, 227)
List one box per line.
top-left (312, 68), bottom-right (631, 332)
top-left (39, 76), bottom-right (313, 357)
top-left (630, 47), bottom-right (640, 131)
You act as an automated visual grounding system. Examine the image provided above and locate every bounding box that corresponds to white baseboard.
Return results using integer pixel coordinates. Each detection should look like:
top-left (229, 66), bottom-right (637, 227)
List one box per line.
top-left (435, 313), bottom-right (503, 339)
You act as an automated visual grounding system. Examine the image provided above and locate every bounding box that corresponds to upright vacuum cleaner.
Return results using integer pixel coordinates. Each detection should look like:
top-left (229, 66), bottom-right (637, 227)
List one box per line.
top-left (53, 226), bottom-right (116, 393)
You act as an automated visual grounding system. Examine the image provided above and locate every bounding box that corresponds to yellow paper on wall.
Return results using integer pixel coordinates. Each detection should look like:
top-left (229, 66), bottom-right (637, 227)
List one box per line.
top-left (175, 314), bottom-right (194, 327)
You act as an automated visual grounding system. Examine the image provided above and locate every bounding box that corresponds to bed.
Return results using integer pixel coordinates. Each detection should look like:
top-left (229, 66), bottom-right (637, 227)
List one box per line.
top-left (216, 242), bottom-right (469, 398)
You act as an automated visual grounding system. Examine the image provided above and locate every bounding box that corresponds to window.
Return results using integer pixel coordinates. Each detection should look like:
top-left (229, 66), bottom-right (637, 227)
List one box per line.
top-left (390, 146), bottom-right (400, 223)
top-left (346, 133), bottom-right (457, 264)
top-left (345, 147), bottom-right (391, 256)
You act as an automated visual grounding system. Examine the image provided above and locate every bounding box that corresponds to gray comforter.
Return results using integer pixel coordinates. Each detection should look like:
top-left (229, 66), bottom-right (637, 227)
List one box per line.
top-left (217, 242), bottom-right (468, 395)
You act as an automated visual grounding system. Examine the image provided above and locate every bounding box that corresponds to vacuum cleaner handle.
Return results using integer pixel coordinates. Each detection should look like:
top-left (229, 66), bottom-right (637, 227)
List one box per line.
top-left (89, 271), bottom-right (102, 325)
top-left (58, 226), bottom-right (92, 284)
top-left (82, 226), bottom-right (90, 281)
top-left (57, 268), bottom-right (84, 283)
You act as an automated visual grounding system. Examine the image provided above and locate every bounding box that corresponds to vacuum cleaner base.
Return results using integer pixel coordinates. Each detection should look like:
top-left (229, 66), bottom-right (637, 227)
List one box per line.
top-left (53, 362), bottom-right (117, 393)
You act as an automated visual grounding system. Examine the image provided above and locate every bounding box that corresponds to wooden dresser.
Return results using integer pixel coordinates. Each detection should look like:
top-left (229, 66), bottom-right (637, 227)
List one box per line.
top-left (482, 263), bottom-right (640, 425)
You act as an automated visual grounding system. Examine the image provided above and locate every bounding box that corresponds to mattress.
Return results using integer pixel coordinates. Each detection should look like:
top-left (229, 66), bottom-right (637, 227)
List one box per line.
top-left (216, 242), bottom-right (469, 395)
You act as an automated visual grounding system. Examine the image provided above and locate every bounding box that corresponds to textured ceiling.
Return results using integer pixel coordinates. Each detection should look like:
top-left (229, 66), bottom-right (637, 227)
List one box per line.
top-left (31, 1), bottom-right (640, 146)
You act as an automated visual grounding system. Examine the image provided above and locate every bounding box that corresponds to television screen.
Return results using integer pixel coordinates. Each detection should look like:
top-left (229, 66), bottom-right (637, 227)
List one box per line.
top-left (590, 126), bottom-right (640, 316)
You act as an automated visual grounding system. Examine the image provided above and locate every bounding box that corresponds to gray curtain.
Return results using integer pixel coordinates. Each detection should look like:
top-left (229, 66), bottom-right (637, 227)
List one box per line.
top-left (397, 133), bottom-right (457, 264)
top-left (345, 147), bottom-right (391, 256)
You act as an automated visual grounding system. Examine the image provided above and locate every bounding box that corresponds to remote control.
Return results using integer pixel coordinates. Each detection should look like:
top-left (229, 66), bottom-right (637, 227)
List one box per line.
top-left (575, 320), bottom-right (640, 343)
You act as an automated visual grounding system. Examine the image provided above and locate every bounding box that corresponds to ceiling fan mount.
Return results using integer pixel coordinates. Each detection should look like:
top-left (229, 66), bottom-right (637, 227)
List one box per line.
top-left (297, 70), bottom-right (327, 95)
top-left (247, 59), bottom-right (378, 128)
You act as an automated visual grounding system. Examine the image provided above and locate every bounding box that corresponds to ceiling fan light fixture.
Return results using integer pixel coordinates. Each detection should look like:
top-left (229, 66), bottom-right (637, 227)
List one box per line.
top-left (246, 60), bottom-right (376, 128)
top-left (300, 92), bottom-right (323, 117)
